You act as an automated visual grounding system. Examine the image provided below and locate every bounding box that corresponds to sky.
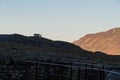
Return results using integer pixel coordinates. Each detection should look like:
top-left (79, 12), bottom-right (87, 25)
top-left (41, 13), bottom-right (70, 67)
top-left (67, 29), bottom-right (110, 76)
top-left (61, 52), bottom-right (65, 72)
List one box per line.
top-left (0, 0), bottom-right (120, 42)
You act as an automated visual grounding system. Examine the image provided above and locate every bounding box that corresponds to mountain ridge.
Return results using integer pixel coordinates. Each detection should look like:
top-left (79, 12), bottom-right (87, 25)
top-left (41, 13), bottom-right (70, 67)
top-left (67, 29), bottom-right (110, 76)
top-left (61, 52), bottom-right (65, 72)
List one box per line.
top-left (73, 27), bottom-right (120, 55)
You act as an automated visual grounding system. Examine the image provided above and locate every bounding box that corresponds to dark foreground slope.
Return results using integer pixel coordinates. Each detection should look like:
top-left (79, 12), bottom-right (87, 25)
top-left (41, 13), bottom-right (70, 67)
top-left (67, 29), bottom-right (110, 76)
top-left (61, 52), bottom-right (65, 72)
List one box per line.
top-left (0, 34), bottom-right (119, 64)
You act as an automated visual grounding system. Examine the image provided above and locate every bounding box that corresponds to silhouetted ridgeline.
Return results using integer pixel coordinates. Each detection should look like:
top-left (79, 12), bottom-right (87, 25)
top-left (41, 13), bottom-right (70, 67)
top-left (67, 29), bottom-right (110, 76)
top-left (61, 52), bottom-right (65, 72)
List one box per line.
top-left (0, 34), bottom-right (80, 51)
top-left (0, 34), bottom-right (120, 64)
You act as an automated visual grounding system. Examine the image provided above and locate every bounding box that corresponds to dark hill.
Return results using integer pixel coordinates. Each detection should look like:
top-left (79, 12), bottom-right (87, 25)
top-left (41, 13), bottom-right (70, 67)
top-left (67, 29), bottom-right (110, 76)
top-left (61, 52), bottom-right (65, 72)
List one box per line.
top-left (0, 34), bottom-right (120, 64)
top-left (0, 34), bottom-right (81, 51)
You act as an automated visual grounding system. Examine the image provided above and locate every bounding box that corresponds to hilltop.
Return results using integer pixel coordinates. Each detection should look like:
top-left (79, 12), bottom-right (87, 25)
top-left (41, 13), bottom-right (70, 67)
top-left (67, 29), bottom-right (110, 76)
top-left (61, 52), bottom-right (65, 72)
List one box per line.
top-left (73, 28), bottom-right (120, 55)
top-left (0, 33), bottom-right (119, 64)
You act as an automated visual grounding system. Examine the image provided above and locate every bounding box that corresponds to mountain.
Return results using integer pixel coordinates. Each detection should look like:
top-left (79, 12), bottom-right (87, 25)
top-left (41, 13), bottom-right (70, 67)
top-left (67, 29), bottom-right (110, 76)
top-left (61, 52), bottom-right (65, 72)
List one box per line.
top-left (73, 28), bottom-right (120, 55)
top-left (0, 33), bottom-right (120, 64)
top-left (0, 34), bottom-right (81, 52)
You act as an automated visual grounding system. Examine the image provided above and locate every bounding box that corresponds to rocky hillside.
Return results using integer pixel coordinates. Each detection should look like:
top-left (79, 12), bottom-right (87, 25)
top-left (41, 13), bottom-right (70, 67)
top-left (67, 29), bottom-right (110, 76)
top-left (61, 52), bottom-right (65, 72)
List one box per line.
top-left (0, 34), bottom-right (83, 63)
top-left (73, 28), bottom-right (120, 55)
top-left (0, 34), bottom-right (120, 64)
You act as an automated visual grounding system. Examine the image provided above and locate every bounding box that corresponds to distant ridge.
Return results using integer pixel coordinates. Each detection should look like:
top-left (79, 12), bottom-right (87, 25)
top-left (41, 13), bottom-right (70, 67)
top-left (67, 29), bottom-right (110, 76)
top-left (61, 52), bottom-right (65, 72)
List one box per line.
top-left (73, 27), bottom-right (120, 55)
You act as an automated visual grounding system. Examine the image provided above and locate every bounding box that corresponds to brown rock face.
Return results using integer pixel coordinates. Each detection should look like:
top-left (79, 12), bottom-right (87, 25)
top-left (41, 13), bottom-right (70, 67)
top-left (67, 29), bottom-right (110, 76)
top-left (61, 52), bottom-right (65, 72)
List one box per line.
top-left (73, 28), bottom-right (120, 55)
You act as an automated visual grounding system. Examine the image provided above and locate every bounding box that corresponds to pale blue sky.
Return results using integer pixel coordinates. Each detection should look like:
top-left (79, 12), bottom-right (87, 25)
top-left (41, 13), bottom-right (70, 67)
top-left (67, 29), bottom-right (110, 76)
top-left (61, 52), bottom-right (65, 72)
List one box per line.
top-left (0, 0), bottom-right (120, 42)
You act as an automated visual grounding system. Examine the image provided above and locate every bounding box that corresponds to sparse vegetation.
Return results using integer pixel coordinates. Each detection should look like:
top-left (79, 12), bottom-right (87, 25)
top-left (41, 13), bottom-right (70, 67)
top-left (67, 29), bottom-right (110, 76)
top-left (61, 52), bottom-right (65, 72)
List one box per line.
top-left (0, 34), bottom-right (119, 65)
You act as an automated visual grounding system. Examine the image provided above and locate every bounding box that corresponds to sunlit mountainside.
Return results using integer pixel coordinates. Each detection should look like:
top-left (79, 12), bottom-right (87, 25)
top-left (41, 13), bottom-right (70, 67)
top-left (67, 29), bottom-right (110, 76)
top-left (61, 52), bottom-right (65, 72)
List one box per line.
top-left (73, 28), bottom-right (120, 55)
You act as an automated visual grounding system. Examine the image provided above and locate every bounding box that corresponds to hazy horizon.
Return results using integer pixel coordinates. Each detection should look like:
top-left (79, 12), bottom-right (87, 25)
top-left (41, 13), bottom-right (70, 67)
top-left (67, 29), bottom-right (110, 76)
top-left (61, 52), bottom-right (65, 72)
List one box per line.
top-left (0, 0), bottom-right (120, 42)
